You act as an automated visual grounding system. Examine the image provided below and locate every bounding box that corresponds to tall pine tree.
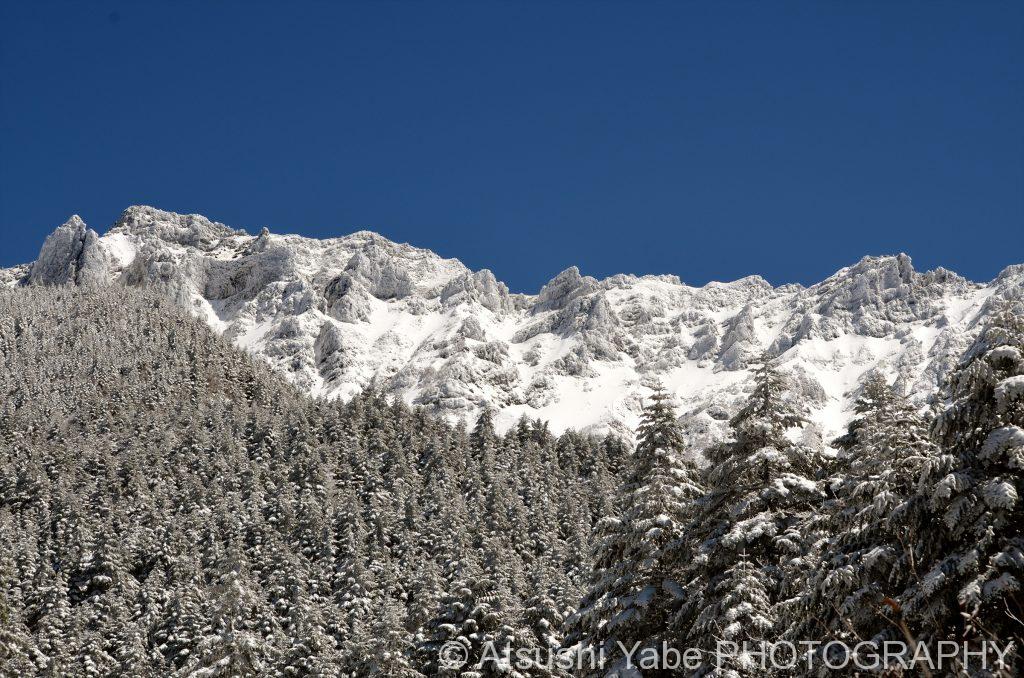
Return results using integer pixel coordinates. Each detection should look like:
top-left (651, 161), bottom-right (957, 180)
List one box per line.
top-left (907, 308), bottom-right (1024, 674)
top-left (787, 372), bottom-right (939, 666)
top-left (674, 362), bottom-right (820, 675)
top-left (567, 386), bottom-right (702, 676)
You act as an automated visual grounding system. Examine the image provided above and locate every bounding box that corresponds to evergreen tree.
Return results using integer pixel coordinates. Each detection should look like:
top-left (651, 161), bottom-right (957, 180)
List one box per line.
top-left (907, 309), bottom-right (1024, 673)
top-left (692, 553), bottom-right (774, 677)
top-left (788, 372), bottom-right (939, 661)
top-left (567, 387), bottom-right (702, 676)
top-left (676, 362), bottom-right (820, 675)
top-left (0, 541), bottom-right (38, 677)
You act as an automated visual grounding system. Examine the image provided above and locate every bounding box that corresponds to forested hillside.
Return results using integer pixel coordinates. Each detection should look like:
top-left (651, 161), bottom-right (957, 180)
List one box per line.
top-left (1, 288), bottom-right (1022, 676)
top-left (0, 288), bottom-right (625, 676)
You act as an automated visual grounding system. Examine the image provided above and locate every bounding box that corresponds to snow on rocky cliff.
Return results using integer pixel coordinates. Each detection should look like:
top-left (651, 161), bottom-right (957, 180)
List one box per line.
top-left (6, 205), bottom-right (1022, 443)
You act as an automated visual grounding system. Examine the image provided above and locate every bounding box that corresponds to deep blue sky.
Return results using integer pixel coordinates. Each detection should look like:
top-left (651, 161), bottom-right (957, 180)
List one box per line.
top-left (2, 2), bottom-right (1021, 292)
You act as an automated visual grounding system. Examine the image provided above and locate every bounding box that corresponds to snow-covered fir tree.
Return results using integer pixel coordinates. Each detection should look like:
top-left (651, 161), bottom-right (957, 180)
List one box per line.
top-left (673, 361), bottom-right (821, 675)
top-left (786, 371), bottom-right (940, 669)
top-left (906, 307), bottom-right (1024, 674)
top-left (566, 387), bottom-right (703, 676)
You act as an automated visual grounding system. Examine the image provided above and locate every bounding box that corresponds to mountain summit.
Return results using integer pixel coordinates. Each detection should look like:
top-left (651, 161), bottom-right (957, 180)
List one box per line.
top-left (5, 206), bottom-right (1020, 441)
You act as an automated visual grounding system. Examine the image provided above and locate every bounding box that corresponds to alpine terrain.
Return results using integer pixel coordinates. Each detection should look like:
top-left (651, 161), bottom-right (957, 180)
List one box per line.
top-left (4, 206), bottom-right (1022, 446)
top-left (2, 210), bottom-right (1023, 676)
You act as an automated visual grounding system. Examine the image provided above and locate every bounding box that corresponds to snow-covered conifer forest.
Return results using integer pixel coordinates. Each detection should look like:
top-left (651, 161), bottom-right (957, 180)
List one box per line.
top-left (1, 211), bottom-right (1023, 676)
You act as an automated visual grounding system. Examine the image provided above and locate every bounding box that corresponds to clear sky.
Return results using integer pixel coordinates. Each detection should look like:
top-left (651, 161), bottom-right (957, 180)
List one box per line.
top-left (1, 1), bottom-right (1021, 293)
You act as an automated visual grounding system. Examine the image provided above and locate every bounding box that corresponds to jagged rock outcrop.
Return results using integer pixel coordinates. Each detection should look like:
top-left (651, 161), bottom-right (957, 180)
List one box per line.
top-left (28, 216), bottom-right (108, 285)
top-left (5, 205), bottom-right (1020, 440)
top-left (441, 269), bottom-right (513, 313)
top-left (718, 303), bottom-right (757, 369)
top-left (781, 254), bottom-right (973, 343)
top-left (112, 205), bottom-right (242, 247)
top-left (533, 266), bottom-right (598, 312)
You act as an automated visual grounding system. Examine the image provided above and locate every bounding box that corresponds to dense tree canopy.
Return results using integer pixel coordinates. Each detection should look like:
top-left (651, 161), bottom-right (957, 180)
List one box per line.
top-left (2, 288), bottom-right (1022, 676)
top-left (0, 288), bottom-right (621, 677)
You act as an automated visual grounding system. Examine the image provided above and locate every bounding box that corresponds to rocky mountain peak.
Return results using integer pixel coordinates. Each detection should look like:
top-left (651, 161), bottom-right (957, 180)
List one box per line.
top-left (775, 253), bottom-right (976, 341)
top-left (441, 269), bottom-right (513, 313)
top-left (3, 206), bottom-right (1019, 440)
top-left (997, 264), bottom-right (1024, 282)
top-left (28, 215), bottom-right (104, 286)
top-left (707, 274), bottom-right (774, 291)
top-left (534, 266), bottom-right (600, 312)
top-left (62, 214), bottom-right (88, 231)
top-left (111, 205), bottom-right (241, 249)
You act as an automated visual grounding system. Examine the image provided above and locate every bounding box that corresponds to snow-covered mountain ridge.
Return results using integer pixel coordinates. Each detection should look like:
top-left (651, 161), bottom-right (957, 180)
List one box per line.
top-left (5, 205), bottom-right (1022, 443)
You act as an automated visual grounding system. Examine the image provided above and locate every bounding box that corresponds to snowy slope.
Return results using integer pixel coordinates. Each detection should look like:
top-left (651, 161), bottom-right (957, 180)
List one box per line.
top-left (5, 205), bottom-right (1022, 444)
